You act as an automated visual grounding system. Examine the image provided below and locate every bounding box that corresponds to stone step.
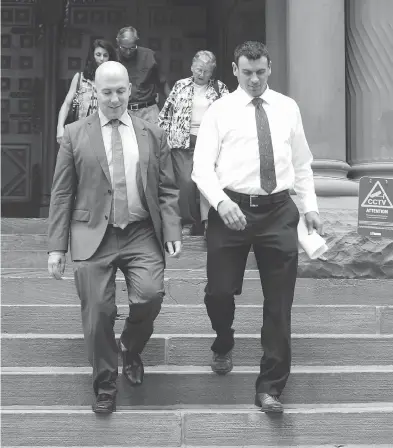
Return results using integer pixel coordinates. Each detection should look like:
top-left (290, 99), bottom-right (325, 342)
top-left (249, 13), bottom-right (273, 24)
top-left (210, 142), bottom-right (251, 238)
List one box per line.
top-left (0, 267), bottom-right (248, 278)
top-left (1, 246), bottom-right (329, 277)
top-left (1, 211), bottom-right (357, 235)
top-left (2, 404), bottom-right (393, 447)
top-left (2, 366), bottom-right (393, 407)
top-left (2, 209), bottom-right (393, 279)
top-left (2, 277), bottom-right (392, 306)
top-left (1, 218), bottom-right (50, 234)
top-left (2, 334), bottom-right (393, 367)
top-left (2, 234), bottom-right (393, 278)
top-left (2, 303), bottom-right (389, 335)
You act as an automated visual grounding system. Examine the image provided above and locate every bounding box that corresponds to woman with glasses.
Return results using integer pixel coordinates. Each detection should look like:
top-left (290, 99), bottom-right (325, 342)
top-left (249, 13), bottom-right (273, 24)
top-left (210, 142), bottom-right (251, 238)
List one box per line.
top-left (56, 39), bottom-right (117, 144)
top-left (158, 50), bottom-right (229, 236)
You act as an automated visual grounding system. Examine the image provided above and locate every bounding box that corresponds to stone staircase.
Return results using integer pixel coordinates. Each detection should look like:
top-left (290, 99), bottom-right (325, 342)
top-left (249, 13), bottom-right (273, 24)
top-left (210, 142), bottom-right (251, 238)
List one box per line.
top-left (1, 211), bottom-right (393, 447)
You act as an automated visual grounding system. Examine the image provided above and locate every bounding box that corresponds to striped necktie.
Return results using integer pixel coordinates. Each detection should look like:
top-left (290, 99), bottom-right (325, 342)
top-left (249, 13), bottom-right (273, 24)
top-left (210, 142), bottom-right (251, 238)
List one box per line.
top-left (252, 97), bottom-right (277, 194)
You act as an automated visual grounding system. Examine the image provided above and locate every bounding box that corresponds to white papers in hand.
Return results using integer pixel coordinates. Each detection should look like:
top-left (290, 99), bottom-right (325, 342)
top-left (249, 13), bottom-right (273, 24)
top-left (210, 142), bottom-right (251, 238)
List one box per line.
top-left (297, 217), bottom-right (328, 260)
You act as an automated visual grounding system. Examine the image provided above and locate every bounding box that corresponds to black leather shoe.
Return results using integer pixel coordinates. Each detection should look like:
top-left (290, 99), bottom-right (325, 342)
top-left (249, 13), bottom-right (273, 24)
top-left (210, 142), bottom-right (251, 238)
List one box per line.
top-left (211, 350), bottom-right (233, 375)
top-left (118, 340), bottom-right (144, 386)
top-left (92, 393), bottom-right (116, 414)
top-left (255, 393), bottom-right (284, 413)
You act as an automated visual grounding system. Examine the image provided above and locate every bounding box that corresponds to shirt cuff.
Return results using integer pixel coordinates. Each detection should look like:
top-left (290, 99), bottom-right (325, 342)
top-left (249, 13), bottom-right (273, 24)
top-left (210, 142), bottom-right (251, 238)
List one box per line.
top-left (211, 190), bottom-right (230, 210)
top-left (301, 195), bottom-right (319, 215)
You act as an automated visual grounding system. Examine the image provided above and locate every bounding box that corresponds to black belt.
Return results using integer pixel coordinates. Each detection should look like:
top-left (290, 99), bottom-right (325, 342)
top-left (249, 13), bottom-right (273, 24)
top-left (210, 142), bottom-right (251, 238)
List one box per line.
top-left (224, 188), bottom-right (289, 207)
top-left (107, 217), bottom-right (151, 228)
top-left (128, 99), bottom-right (156, 111)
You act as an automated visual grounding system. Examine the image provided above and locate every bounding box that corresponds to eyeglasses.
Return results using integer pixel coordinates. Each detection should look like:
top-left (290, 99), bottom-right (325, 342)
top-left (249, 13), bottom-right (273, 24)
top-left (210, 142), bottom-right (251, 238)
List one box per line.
top-left (119, 45), bottom-right (137, 52)
top-left (192, 67), bottom-right (213, 76)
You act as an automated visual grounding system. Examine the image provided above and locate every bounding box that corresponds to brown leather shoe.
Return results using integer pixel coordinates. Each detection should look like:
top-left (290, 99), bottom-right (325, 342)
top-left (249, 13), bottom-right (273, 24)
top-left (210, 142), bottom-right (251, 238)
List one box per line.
top-left (255, 393), bottom-right (284, 413)
top-left (211, 350), bottom-right (233, 375)
top-left (92, 393), bottom-right (116, 414)
top-left (118, 340), bottom-right (144, 386)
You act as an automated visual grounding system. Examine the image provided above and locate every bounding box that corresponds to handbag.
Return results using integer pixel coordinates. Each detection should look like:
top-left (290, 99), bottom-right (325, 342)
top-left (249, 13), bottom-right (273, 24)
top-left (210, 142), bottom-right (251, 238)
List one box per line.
top-left (65, 72), bottom-right (82, 124)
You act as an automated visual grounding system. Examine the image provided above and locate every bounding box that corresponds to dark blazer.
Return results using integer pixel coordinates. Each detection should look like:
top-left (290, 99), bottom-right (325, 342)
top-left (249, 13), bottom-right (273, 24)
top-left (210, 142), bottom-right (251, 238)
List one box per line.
top-left (48, 111), bottom-right (181, 261)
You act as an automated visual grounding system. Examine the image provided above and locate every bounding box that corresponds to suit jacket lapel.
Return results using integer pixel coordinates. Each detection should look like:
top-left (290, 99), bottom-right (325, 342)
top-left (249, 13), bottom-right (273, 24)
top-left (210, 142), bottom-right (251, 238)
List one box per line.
top-left (86, 112), bottom-right (111, 185)
top-left (130, 113), bottom-right (149, 192)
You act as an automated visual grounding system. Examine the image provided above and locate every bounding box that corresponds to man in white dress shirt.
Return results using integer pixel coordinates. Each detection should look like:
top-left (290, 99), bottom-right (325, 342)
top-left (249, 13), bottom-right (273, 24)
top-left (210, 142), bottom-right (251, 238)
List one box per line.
top-left (47, 61), bottom-right (181, 414)
top-left (192, 41), bottom-right (322, 413)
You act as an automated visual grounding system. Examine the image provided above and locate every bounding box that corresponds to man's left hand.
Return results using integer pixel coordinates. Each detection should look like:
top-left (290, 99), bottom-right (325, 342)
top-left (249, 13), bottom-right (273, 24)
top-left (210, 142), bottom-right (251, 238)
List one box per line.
top-left (304, 211), bottom-right (323, 235)
top-left (165, 241), bottom-right (181, 257)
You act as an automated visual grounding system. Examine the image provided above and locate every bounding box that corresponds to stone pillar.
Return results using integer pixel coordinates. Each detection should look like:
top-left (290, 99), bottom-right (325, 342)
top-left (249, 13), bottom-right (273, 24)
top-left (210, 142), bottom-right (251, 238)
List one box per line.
top-left (286, 0), bottom-right (357, 196)
top-left (265, 0), bottom-right (287, 95)
top-left (346, 0), bottom-right (393, 179)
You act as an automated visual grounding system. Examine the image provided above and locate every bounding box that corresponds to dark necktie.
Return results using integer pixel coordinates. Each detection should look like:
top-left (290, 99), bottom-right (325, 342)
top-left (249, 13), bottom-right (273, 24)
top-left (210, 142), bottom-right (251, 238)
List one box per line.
top-left (110, 119), bottom-right (129, 229)
top-left (252, 97), bottom-right (277, 194)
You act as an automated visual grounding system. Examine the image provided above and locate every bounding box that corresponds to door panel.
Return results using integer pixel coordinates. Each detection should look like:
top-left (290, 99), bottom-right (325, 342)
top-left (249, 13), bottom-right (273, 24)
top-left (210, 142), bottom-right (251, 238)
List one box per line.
top-left (137, 0), bottom-right (208, 89)
top-left (57, 0), bottom-right (134, 114)
top-left (1, 0), bottom-right (43, 208)
top-left (208, 0), bottom-right (266, 91)
top-left (1, 0), bottom-right (266, 217)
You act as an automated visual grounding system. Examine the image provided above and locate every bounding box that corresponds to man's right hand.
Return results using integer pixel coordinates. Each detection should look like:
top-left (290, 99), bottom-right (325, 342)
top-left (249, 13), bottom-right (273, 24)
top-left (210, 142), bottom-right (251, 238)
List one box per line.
top-left (48, 251), bottom-right (66, 280)
top-left (217, 199), bottom-right (247, 231)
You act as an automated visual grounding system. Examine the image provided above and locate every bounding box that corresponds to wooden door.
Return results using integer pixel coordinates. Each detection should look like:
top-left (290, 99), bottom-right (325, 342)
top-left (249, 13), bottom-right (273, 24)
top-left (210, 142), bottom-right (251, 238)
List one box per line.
top-left (1, 0), bottom-right (44, 215)
top-left (134, 0), bottom-right (208, 107)
top-left (57, 0), bottom-right (135, 117)
top-left (207, 0), bottom-right (266, 91)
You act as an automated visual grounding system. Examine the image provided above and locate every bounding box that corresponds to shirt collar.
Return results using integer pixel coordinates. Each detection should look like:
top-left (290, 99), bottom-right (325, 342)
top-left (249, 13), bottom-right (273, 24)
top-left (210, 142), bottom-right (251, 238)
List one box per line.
top-left (236, 85), bottom-right (272, 106)
top-left (183, 77), bottom-right (194, 87)
top-left (98, 108), bottom-right (131, 128)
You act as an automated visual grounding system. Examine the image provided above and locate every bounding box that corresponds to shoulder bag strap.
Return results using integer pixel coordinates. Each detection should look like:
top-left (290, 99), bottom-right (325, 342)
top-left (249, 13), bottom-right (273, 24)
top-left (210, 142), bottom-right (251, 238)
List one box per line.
top-left (213, 79), bottom-right (221, 99)
top-left (76, 72), bottom-right (82, 91)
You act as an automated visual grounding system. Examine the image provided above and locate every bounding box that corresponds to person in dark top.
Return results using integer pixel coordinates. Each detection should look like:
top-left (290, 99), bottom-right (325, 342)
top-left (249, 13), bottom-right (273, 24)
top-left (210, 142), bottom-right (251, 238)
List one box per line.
top-left (116, 25), bottom-right (171, 124)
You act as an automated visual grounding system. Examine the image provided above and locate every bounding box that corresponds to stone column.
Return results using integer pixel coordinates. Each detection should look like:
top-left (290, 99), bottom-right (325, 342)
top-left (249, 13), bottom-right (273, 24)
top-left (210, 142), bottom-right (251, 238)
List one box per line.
top-left (265, 0), bottom-right (287, 95)
top-left (286, 0), bottom-right (357, 195)
top-left (346, 0), bottom-right (393, 179)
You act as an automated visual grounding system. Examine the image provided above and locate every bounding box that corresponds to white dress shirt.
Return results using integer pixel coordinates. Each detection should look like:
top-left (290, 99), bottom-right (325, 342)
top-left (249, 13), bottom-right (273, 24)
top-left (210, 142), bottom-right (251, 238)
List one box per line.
top-left (191, 86), bottom-right (318, 214)
top-left (98, 109), bottom-right (148, 221)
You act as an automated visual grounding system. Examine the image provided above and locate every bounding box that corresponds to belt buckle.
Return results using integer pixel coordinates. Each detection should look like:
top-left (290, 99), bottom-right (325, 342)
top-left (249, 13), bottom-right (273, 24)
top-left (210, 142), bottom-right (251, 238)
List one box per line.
top-left (249, 195), bottom-right (259, 207)
top-left (130, 104), bottom-right (138, 111)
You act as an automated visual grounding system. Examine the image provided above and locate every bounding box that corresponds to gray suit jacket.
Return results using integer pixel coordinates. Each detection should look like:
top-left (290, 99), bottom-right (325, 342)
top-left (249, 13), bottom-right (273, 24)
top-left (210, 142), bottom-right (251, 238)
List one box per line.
top-left (48, 112), bottom-right (181, 261)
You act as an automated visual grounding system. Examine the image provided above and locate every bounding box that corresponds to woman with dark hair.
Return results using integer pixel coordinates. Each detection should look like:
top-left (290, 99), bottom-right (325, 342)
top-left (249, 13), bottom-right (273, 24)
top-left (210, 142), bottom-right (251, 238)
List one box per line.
top-left (56, 39), bottom-right (117, 143)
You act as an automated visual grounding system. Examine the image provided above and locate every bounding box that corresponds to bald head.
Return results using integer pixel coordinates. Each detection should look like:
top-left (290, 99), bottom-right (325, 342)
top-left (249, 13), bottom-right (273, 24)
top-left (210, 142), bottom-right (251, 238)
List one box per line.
top-left (95, 61), bottom-right (129, 86)
top-left (95, 61), bottom-right (131, 120)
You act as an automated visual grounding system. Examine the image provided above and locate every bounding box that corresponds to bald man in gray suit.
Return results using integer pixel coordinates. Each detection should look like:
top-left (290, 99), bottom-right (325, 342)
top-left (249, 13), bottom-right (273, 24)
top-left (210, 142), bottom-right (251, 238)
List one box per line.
top-left (48, 61), bottom-right (181, 414)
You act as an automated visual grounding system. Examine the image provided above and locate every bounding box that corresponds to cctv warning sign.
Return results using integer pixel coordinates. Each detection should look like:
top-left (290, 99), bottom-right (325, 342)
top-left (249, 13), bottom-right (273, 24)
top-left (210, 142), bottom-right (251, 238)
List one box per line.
top-left (361, 181), bottom-right (393, 208)
top-left (358, 177), bottom-right (393, 238)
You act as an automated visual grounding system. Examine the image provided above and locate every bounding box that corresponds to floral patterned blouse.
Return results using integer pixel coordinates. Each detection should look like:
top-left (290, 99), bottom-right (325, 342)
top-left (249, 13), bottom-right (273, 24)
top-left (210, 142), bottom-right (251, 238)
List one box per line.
top-left (158, 76), bottom-right (229, 149)
top-left (73, 73), bottom-right (98, 120)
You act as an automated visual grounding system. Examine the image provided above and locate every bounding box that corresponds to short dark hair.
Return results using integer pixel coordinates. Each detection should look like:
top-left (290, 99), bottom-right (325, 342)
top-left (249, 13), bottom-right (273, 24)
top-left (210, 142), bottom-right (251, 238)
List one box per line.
top-left (83, 39), bottom-right (117, 81)
top-left (234, 41), bottom-right (271, 66)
